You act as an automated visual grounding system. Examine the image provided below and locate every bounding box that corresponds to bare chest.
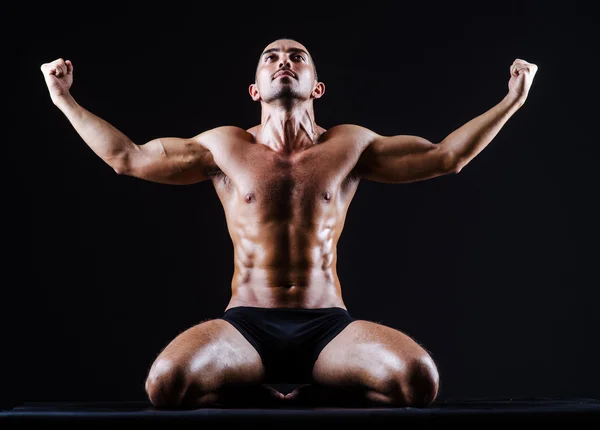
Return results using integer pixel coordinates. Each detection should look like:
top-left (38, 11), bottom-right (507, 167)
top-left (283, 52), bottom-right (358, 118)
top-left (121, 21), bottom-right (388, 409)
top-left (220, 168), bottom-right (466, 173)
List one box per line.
top-left (212, 141), bottom-right (361, 215)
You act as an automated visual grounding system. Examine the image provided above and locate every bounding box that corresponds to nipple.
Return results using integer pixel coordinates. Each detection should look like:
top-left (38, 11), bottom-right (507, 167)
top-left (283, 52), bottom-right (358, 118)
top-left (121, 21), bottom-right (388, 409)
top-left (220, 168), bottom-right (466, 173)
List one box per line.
top-left (244, 192), bottom-right (255, 203)
top-left (323, 191), bottom-right (332, 201)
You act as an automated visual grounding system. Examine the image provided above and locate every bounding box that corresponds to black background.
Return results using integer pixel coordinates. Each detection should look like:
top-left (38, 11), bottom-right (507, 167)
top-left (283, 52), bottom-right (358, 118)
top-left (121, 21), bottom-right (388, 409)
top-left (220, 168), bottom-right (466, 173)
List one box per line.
top-left (7, 0), bottom-right (598, 406)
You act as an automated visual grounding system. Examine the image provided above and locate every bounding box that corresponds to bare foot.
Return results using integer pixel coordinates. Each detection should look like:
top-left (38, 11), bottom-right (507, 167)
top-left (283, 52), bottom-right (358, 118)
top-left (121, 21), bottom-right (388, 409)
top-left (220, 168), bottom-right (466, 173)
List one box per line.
top-left (183, 384), bottom-right (286, 408)
top-left (284, 384), bottom-right (370, 407)
top-left (262, 385), bottom-right (286, 404)
top-left (228, 384), bottom-right (286, 407)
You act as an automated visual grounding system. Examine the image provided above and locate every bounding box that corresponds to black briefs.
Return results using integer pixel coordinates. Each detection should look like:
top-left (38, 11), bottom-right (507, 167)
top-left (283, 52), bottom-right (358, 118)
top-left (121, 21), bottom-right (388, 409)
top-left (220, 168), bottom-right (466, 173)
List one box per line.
top-left (219, 306), bottom-right (356, 384)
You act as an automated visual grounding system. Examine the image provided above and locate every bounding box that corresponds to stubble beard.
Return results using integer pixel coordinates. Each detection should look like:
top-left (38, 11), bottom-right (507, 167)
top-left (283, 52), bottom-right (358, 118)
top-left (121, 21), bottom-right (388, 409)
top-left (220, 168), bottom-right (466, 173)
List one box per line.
top-left (262, 83), bottom-right (303, 105)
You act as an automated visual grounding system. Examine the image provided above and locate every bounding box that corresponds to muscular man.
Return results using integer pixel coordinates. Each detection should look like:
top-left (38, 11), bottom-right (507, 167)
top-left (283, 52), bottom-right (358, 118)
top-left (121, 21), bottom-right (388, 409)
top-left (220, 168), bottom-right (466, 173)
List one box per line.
top-left (40, 38), bottom-right (538, 409)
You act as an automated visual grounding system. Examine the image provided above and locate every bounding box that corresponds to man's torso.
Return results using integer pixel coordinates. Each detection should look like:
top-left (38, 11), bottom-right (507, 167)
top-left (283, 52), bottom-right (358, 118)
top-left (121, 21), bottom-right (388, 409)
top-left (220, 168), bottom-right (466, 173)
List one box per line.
top-left (196, 124), bottom-right (373, 309)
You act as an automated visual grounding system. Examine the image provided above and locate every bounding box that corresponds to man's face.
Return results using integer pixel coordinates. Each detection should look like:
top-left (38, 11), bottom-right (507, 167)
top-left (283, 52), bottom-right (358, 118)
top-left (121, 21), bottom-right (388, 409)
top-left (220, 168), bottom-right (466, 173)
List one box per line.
top-left (250, 39), bottom-right (320, 103)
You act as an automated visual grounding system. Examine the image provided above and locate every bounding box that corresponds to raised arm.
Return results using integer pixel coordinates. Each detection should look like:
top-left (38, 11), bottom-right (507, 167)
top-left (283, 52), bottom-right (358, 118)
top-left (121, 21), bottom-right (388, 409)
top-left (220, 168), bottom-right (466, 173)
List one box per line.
top-left (40, 58), bottom-right (215, 185)
top-left (355, 58), bottom-right (538, 184)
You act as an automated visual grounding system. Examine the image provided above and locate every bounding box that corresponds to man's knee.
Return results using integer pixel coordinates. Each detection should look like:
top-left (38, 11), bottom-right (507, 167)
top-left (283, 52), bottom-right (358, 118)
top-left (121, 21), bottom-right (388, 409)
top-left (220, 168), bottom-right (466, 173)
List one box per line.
top-left (145, 358), bottom-right (189, 408)
top-left (403, 354), bottom-right (439, 406)
top-left (145, 356), bottom-right (236, 408)
top-left (376, 354), bottom-right (439, 407)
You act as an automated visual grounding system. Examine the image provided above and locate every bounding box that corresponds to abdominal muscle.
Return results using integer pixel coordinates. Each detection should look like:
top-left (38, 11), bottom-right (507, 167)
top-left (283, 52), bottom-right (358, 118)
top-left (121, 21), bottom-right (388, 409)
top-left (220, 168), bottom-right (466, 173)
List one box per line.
top-left (224, 221), bottom-right (347, 310)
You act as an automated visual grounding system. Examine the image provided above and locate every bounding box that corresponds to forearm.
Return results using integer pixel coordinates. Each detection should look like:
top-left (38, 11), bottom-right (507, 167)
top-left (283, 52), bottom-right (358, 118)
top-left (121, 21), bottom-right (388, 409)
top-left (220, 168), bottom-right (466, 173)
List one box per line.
top-left (54, 94), bottom-right (138, 171)
top-left (441, 93), bottom-right (524, 170)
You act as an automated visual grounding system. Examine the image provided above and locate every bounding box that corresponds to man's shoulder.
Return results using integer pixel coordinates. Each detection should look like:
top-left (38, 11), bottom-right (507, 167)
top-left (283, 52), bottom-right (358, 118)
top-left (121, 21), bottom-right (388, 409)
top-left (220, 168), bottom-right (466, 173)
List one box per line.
top-left (319, 123), bottom-right (378, 142)
top-left (192, 125), bottom-right (255, 145)
top-left (210, 125), bottom-right (254, 139)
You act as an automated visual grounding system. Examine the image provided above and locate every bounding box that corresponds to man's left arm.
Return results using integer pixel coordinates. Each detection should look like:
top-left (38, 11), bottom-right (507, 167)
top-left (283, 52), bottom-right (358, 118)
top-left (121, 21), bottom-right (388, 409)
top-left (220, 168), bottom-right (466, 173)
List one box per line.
top-left (355, 58), bottom-right (538, 184)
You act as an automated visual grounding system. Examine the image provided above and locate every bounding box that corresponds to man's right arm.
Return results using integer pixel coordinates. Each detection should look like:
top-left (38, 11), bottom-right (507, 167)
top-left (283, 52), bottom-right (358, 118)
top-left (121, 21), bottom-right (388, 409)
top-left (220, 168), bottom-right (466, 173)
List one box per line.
top-left (41, 58), bottom-right (214, 185)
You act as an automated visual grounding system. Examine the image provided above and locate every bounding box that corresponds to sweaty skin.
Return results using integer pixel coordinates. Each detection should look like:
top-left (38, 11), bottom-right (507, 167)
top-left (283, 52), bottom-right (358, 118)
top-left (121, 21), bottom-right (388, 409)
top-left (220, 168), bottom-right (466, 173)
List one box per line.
top-left (207, 124), bottom-right (363, 310)
top-left (40, 39), bottom-right (537, 407)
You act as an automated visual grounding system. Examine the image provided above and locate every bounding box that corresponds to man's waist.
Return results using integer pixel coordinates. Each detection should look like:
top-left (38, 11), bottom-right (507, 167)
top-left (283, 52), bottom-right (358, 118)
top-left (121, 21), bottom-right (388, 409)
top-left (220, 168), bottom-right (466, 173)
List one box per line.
top-left (234, 265), bottom-right (336, 285)
top-left (229, 280), bottom-right (343, 309)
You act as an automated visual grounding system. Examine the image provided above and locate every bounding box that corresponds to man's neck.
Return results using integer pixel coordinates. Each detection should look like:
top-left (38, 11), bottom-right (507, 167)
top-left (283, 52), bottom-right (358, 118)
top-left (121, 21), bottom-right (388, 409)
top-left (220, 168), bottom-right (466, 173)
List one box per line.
top-left (258, 103), bottom-right (319, 154)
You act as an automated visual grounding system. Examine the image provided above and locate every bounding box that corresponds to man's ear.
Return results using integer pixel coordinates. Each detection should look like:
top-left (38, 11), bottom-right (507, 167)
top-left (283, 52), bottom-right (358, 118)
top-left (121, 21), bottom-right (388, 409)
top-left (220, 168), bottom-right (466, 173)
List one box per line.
top-left (311, 81), bottom-right (325, 99)
top-left (249, 83), bottom-right (261, 101)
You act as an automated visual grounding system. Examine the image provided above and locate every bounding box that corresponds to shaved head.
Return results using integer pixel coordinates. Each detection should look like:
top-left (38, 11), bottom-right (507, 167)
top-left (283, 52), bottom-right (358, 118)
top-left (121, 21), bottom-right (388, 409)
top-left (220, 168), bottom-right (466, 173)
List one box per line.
top-left (255, 38), bottom-right (318, 82)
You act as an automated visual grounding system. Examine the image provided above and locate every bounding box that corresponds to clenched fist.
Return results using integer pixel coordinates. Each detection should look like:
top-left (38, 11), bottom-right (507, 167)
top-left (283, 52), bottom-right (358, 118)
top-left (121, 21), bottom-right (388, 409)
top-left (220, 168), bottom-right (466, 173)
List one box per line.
top-left (508, 58), bottom-right (538, 104)
top-left (40, 58), bottom-right (74, 105)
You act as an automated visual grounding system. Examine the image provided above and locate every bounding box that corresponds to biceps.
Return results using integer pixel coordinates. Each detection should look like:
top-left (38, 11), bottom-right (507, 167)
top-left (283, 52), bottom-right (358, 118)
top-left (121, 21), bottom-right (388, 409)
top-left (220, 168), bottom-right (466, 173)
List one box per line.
top-left (382, 147), bottom-right (447, 183)
top-left (358, 137), bottom-right (454, 183)
top-left (122, 138), bottom-right (213, 184)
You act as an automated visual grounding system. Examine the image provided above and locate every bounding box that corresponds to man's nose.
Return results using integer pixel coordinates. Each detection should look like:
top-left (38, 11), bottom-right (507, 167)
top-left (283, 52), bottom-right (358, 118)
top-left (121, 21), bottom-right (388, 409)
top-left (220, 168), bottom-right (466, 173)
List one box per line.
top-left (278, 57), bottom-right (291, 68)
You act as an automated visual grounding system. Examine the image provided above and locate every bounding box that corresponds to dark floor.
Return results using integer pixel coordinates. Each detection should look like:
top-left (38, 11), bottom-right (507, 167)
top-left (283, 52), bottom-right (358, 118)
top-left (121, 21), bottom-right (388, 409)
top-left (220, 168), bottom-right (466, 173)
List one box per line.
top-left (2, 397), bottom-right (600, 429)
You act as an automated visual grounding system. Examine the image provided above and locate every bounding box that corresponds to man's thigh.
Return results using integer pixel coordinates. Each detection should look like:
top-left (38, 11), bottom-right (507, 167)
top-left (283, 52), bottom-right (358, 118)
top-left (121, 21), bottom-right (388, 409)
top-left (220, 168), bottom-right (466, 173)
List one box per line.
top-left (146, 319), bottom-right (267, 406)
top-left (312, 319), bottom-right (438, 398)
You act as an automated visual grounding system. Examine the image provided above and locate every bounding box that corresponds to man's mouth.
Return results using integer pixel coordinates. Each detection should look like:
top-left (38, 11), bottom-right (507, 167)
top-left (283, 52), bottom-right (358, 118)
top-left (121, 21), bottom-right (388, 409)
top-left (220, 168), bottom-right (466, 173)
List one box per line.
top-left (273, 70), bottom-right (295, 79)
